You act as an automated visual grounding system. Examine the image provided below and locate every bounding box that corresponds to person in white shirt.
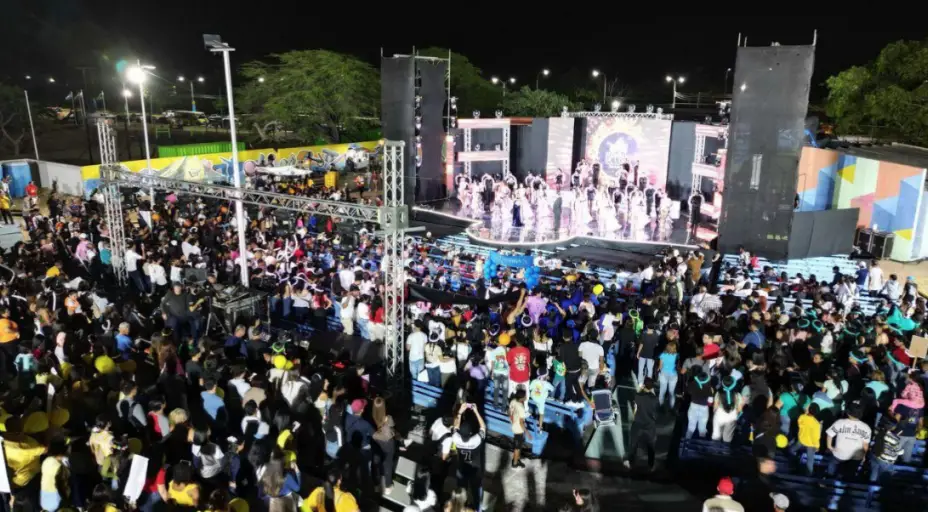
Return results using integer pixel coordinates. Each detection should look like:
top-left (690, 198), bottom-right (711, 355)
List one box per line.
top-left (181, 237), bottom-right (201, 260)
top-left (406, 322), bottom-right (427, 379)
top-left (578, 339), bottom-right (604, 388)
top-left (826, 408), bottom-right (871, 476)
top-left (340, 291), bottom-right (357, 335)
top-left (147, 257), bottom-right (168, 294)
top-left (868, 261), bottom-right (884, 293)
top-left (638, 264), bottom-right (654, 282)
top-left (338, 263), bottom-right (355, 291)
top-left (125, 247), bottom-right (146, 293)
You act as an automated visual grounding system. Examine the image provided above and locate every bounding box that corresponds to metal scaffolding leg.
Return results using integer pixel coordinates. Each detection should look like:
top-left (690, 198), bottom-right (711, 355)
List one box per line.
top-left (382, 140), bottom-right (408, 385)
top-left (97, 121), bottom-right (128, 286)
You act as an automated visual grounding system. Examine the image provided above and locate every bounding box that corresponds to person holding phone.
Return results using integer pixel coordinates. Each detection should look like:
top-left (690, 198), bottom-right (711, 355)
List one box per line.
top-left (450, 403), bottom-right (486, 510)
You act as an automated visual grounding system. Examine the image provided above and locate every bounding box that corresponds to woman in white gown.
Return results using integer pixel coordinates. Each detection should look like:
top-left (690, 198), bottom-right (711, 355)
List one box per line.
top-left (600, 189), bottom-right (621, 236)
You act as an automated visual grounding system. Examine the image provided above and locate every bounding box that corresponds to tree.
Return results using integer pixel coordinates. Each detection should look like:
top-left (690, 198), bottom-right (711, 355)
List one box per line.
top-left (417, 48), bottom-right (500, 115)
top-left (236, 50), bottom-right (379, 143)
top-left (0, 84), bottom-right (35, 156)
top-left (501, 87), bottom-right (580, 117)
top-left (826, 40), bottom-right (928, 144)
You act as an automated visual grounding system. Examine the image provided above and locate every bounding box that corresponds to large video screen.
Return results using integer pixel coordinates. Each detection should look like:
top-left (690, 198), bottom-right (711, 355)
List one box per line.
top-left (584, 117), bottom-right (672, 191)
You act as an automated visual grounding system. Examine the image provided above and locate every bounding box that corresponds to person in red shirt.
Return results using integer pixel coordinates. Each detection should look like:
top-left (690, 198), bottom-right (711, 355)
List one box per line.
top-left (507, 337), bottom-right (531, 395)
top-left (25, 181), bottom-right (38, 209)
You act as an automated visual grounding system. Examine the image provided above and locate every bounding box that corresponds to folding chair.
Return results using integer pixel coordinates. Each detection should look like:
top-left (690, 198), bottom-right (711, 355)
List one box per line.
top-left (591, 389), bottom-right (617, 427)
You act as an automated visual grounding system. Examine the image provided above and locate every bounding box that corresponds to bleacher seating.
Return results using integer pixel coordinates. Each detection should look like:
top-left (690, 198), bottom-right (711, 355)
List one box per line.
top-left (679, 438), bottom-right (928, 511)
top-left (411, 380), bottom-right (593, 456)
top-left (719, 254), bottom-right (883, 316)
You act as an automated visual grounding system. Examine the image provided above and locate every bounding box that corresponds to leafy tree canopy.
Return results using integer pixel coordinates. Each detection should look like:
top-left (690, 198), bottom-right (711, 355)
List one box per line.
top-left (0, 83), bottom-right (37, 156)
top-left (825, 40), bottom-right (928, 144)
top-left (236, 50), bottom-right (379, 144)
top-left (501, 87), bottom-right (579, 117)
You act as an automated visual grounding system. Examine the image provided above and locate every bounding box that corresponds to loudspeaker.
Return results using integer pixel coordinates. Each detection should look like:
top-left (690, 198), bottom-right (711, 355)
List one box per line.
top-left (871, 232), bottom-right (895, 260)
top-left (856, 228), bottom-right (874, 251)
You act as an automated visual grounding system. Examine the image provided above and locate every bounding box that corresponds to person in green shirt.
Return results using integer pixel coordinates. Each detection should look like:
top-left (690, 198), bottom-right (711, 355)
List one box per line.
top-left (552, 356), bottom-right (566, 400)
top-left (776, 379), bottom-right (809, 435)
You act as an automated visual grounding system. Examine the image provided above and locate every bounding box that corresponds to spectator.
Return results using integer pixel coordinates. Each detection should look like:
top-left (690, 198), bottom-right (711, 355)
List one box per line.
top-left (701, 477), bottom-right (744, 512)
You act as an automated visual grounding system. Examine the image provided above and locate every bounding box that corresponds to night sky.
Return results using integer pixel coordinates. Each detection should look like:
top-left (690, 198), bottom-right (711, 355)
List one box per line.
top-left (3, 4), bottom-right (926, 105)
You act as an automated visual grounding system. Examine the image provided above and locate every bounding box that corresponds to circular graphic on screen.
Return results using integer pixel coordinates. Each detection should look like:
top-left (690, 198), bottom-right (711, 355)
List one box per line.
top-left (597, 132), bottom-right (639, 176)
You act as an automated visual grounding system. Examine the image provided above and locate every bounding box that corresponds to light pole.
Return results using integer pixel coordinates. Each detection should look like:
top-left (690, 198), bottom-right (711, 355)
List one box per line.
top-left (127, 62), bottom-right (155, 199)
top-left (121, 87), bottom-right (133, 159)
top-left (592, 69), bottom-right (607, 104)
top-left (724, 68), bottom-right (732, 95)
top-left (490, 76), bottom-right (516, 95)
top-left (536, 68), bottom-right (550, 89)
top-left (665, 75), bottom-right (685, 109)
top-left (178, 75), bottom-right (205, 112)
top-left (205, 33), bottom-right (249, 287)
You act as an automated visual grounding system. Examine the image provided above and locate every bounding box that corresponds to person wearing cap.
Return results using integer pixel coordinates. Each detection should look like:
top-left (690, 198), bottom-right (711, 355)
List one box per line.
top-left (769, 493), bottom-right (789, 512)
top-left (701, 477), bottom-right (744, 512)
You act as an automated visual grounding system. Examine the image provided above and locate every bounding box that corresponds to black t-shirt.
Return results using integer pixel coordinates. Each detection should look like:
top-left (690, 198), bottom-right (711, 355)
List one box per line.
top-left (560, 343), bottom-right (582, 372)
top-left (896, 405), bottom-right (921, 437)
top-left (618, 326), bottom-right (636, 347)
top-left (687, 378), bottom-right (714, 406)
top-left (639, 331), bottom-right (659, 359)
top-left (633, 391), bottom-right (659, 430)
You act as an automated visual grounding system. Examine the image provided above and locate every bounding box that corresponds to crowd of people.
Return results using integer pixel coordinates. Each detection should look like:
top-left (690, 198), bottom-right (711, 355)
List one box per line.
top-left (2, 172), bottom-right (925, 512)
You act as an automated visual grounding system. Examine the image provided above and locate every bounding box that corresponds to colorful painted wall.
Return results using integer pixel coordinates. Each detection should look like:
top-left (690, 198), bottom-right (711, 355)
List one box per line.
top-left (80, 140), bottom-right (382, 193)
top-left (794, 146), bottom-right (926, 260)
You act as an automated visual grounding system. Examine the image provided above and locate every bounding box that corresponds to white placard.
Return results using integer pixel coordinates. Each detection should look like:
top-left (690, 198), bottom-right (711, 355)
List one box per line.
top-left (122, 454), bottom-right (149, 503)
top-left (0, 437), bottom-right (12, 493)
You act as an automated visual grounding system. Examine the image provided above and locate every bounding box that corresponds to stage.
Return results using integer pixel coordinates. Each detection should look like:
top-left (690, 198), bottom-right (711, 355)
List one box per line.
top-left (413, 198), bottom-right (701, 250)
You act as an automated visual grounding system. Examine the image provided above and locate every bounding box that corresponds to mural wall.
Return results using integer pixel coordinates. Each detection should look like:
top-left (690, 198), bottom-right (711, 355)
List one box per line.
top-left (80, 140), bottom-right (382, 193)
top-left (794, 146), bottom-right (927, 260)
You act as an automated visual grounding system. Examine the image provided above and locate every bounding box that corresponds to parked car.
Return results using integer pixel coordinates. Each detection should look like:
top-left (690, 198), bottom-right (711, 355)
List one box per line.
top-left (169, 111), bottom-right (208, 128)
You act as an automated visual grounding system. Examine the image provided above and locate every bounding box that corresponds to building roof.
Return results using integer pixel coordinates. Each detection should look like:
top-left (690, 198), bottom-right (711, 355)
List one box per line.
top-left (836, 143), bottom-right (928, 170)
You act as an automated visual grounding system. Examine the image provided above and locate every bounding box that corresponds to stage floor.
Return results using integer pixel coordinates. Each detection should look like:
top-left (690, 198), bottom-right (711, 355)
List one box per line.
top-left (416, 199), bottom-right (699, 249)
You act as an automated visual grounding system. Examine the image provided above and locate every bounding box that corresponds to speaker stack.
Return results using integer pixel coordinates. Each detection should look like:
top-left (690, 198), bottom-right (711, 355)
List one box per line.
top-left (856, 228), bottom-right (894, 259)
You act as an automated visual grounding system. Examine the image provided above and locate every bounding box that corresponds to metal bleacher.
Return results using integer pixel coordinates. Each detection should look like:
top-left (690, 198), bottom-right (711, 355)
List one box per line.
top-left (720, 254), bottom-right (883, 317)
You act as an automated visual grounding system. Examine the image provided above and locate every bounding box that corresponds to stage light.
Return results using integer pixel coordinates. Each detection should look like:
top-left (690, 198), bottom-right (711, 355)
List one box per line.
top-left (542, 69), bottom-right (550, 76)
top-left (491, 77), bottom-right (499, 84)
top-left (740, 83), bottom-right (747, 92)
top-left (473, 110), bottom-right (480, 118)
top-left (665, 75), bottom-right (673, 82)
top-left (592, 69), bottom-right (600, 78)
top-left (610, 100), bottom-right (620, 111)
top-left (122, 89), bottom-right (132, 98)
top-left (508, 77), bottom-right (516, 84)
top-left (178, 76), bottom-right (185, 82)
top-left (495, 110), bottom-right (503, 118)
top-left (127, 66), bottom-right (147, 84)
top-left (594, 103), bottom-right (601, 112)
top-left (258, 77), bottom-right (265, 83)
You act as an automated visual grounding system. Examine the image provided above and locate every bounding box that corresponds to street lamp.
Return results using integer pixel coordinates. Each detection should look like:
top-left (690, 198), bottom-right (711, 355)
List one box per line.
top-left (592, 69), bottom-right (607, 104)
top-left (666, 75), bottom-right (685, 109)
top-left (258, 77), bottom-right (265, 83)
top-left (127, 62), bottom-right (156, 199)
top-left (204, 33), bottom-right (248, 286)
top-left (490, 76), bottom-right (511, 94)
top-left (724, 68), bottom-right (732, 94)
top-left (178, 75), bottom-right (203, 111)
top-left (48, 77), bottom-right (55, 83)
top-left (536, 68), bottom-right (549, 89)
top-left (25, 75), bottom-right (31, 80)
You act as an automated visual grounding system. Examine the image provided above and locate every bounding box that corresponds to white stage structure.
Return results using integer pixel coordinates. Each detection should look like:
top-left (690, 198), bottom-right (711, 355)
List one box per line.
top-left (458, 117), bottom-right (511, 179)
top-left (97, 121), bottom-right (412, 384)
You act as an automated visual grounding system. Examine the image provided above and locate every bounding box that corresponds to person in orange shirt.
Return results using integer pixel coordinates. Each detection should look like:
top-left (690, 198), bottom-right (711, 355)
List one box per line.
top-left (0, 307), bottom-right (19, 379)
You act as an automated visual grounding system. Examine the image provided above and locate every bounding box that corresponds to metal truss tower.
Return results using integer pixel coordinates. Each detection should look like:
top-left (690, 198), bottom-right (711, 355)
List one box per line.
top-left (98, 121), bottom-right (410, 384)
top-left (97, 122), bottom-right (128, 286)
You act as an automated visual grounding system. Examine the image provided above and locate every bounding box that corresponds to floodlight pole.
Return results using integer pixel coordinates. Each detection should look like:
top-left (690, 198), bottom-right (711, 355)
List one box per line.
top-left (24, 90), bottom-right (39, 160)
top-left (212, 43), bottom-right (250, 287)
top-left (136, 60), bottom-right (154, 200)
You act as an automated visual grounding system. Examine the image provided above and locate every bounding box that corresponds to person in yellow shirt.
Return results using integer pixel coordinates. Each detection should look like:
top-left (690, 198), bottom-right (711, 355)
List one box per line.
top-left (1, 416), bottom-right (47, 489)
top-left (302, 468), bottom-right (359, 512)
top-left (0, 307), bottom-right (20, 381)
top-left (790, 402), bottom-right (822, 475)
top-left (0, 191), bottom-right (12, 224)
top-left (40, 437), bottom-right (71, 511)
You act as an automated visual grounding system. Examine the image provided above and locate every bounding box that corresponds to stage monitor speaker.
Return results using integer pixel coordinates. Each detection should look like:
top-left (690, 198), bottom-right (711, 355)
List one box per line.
top-left (856, 228), bottom-right (874, 252)
top-left (871, 232), bottom-right (894, 260)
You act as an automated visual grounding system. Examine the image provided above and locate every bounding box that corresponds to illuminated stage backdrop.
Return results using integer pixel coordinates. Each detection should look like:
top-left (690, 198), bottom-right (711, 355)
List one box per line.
top-left (583, 117), bottom-right (673, 191)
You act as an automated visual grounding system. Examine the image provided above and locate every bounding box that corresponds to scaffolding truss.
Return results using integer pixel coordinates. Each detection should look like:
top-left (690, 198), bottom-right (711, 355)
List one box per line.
top-left (98, 121), bottom-right (410, 384)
